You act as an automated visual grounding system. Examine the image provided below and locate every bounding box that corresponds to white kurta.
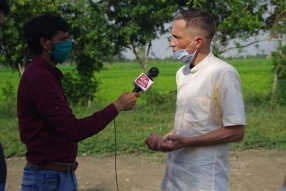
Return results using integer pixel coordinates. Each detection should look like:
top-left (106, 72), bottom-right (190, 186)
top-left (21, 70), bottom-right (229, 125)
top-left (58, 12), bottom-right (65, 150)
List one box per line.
top-left (161, 52), bottom-right (246, 191)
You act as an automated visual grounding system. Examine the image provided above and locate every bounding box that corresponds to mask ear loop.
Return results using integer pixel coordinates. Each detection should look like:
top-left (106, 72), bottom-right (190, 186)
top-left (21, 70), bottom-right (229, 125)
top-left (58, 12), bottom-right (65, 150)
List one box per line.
top-left (193, 49), bottom-right (198, 55)
top-left (185, 38), bottom-right (197, 51)
top-left (47, 39), bottom-right (55, 45)
top-left (46, 39), bottom-right (55, 53)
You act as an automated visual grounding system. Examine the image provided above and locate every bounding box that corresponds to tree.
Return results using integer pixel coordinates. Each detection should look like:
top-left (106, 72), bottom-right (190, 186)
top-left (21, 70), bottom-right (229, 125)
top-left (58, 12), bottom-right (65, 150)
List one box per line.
top-left (183, 0), bottom-right (268, 56)
top-left (0, 0), bottom-right (78, 74)
top-left (270, 44), bottom-right (286, 103)
top-left (265, 0), bottom-right (286, 102)
top-left (1, 0), bottom-right (117, 106)
top-left (65, 0), bottom-right (124, 106)
top-left (97, 0), bottom-right (178, 73)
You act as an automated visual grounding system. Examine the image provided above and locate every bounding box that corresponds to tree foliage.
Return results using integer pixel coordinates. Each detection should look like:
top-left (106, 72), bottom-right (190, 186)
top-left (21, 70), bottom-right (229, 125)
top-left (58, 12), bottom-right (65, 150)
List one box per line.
top-left (1, 0), bottom-right (77, 74)
top-left (266, 0), bottom-right (286, 102)
top-left (183, 0), bottom-right (268, 56)
top-left (97, 0), bottom-right (178, 73)
top-left (270, 44), bottom-right (286, 104)
top-left (1, 0), bottom-right (115, 105)
top-left (67, 0), bottom-right (135, 105)
top-left (265, 0), bottom-right (286, 39)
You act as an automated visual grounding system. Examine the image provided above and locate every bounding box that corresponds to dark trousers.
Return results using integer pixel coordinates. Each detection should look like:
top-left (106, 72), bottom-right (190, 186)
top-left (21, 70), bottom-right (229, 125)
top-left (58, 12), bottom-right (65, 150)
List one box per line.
top-left (0, 143), bottom-right (6, 190)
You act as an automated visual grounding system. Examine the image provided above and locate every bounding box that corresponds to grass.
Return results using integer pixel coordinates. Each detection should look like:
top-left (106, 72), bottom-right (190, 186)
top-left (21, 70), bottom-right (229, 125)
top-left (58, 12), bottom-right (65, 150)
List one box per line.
top-left (1, 58), bottom-right (285, 158)
top-left (2, 101), bottom-right (286, 158)
top-left (1, 58), bottom-right (273, 103)
top-left (92, 62), bottom-right (180, 104)
top-left (228, 59), bottom-right (273, 96)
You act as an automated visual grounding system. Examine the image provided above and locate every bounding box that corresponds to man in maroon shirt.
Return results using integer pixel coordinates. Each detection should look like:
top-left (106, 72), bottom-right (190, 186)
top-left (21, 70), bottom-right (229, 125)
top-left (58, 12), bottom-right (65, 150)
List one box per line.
top-left (17, 13), bottom-right (140, 191)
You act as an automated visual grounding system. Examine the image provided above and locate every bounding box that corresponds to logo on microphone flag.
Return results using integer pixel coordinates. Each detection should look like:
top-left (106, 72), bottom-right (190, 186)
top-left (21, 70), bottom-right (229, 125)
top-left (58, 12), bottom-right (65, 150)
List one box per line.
top-left (133, 73), bottom-right (153, 93)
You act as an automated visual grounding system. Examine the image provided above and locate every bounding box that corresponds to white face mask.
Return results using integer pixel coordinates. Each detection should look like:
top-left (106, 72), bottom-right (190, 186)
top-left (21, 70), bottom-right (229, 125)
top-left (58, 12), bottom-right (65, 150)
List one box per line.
top-left (173, 39), bottom-right (197, 65)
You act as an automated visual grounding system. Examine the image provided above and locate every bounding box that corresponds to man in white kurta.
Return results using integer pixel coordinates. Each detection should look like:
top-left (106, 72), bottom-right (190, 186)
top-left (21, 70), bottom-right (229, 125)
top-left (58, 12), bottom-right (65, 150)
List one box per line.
top-left (161, 52), bottom-right (245, 191)
top-left (144, 8), bottom-right (245, 191)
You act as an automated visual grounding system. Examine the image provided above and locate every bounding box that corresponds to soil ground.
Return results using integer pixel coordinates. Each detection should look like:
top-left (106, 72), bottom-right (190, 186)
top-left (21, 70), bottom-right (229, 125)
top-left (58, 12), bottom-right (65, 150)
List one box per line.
top-left (4, 148), bottom-right (286, 191)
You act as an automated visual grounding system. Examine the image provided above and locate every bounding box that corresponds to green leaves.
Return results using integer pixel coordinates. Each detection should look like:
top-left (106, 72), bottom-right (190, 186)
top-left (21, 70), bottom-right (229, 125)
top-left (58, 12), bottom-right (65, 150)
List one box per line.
top-left (97, 0), bottom-right (177, 71)
top-left (62, 70), bottom-right (101, 105)
top-left (1, 0), bottom-right (75, 71)
top-left (184, 0), bottom-right (268, 54)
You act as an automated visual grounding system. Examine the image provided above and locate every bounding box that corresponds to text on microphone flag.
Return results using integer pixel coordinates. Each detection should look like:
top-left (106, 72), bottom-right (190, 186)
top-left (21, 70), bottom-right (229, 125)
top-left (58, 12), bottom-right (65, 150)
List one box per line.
top-left (133, 73), bottom-right (154, 93)
top-left (136, 74), bottom-right (150, 88)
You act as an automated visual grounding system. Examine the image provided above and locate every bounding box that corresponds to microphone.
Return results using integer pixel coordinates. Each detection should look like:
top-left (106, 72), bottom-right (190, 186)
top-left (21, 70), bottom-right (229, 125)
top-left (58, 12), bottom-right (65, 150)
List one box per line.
top-left (132, 67), bottom-right (159, 93)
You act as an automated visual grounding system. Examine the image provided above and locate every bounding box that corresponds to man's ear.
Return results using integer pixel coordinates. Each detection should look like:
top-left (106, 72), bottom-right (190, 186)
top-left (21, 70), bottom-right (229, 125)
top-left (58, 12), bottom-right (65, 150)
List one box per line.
top-left (40, 37), bottom-right (51, 51)
top-left (195, 36), bottom-right (204, 49)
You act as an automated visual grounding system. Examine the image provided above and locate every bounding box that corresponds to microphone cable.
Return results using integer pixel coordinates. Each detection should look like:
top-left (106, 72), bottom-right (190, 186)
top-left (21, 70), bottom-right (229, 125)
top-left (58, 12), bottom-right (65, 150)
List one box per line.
top-left (112, 67), bottom-right (158, 191)
top-left (114, 118), bottom-right (120, 191)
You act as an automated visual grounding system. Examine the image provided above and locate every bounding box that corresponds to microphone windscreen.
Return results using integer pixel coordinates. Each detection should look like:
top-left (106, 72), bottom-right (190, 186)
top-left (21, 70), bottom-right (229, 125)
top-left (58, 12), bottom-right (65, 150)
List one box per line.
top-left (149, 67), bottom-right (159, 78)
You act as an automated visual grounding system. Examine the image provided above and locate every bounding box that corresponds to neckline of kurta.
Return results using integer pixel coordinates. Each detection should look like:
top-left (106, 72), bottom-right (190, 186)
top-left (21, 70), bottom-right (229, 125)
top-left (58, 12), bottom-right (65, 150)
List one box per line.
top-left (190, 52), bottom-right (213, 74)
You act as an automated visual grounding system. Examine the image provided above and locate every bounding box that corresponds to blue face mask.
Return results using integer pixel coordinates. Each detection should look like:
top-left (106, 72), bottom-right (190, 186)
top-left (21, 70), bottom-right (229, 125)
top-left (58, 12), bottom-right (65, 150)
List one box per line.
top-left (173, 39), bottom-right (197, 65)
top-left (48, 40), bottom-right (72, 64)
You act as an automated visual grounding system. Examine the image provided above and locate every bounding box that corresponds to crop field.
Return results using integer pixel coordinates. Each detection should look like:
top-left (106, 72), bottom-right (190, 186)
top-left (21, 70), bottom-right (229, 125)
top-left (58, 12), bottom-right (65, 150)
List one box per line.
top-left (0, 58), bottom-right (274, 103)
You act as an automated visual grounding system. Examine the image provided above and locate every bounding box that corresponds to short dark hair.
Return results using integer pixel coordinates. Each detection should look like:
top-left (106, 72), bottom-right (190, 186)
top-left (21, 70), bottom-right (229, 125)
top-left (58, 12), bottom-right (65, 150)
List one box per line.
top-left (0, 0), bottom-right (10, 14)
top-left (174, 8), bottom-right (216, 41)
top-left (23, 13), bottom-right (70, 55)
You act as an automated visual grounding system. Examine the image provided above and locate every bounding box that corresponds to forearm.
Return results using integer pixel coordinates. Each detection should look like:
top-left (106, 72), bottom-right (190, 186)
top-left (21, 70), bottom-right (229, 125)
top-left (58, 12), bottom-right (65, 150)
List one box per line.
top-left (65, 103), bottom-right (118, 142)
top-left (184, 125), bottom-right (245, 147)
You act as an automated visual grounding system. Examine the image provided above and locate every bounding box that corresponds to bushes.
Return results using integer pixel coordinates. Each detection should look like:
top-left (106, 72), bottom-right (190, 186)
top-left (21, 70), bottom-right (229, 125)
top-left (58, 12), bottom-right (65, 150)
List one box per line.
top-left (62, 70), bottom-right (101, 106)
top-left (0, 99), bottom-right (16, 118)
top-left (141, 89), bottom-right (177, 106)
top-left (243, 89), bottom-right (271, 106)
top-left (0, 81), bottom-right (17, 118)
top-left (274, 78), bottom-right (286, 105)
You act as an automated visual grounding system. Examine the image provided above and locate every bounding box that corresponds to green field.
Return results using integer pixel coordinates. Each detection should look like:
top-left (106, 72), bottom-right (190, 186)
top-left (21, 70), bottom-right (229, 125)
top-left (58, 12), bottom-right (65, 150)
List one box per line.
top-left (0, 58), bottom-right (274, 103)
top-left (1, 58), bottom-right (286, 158)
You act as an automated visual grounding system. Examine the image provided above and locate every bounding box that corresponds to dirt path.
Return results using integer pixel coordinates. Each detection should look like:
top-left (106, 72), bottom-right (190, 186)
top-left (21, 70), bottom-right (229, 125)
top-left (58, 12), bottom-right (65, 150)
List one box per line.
top-left (4, 149), bottom-right (286, 191)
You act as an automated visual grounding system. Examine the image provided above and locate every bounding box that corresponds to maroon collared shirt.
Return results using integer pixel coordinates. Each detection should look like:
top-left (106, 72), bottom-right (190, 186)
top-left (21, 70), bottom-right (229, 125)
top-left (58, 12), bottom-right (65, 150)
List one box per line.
top-left (17, 56), bottom-right (118, 164)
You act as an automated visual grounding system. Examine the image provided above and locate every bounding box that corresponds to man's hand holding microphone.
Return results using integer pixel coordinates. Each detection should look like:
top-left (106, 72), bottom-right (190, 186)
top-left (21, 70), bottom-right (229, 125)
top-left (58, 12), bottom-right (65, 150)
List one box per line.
top-left (113, 67), bottom-right (159, 112)
top-left (113, 92), bottom-right (140, 112)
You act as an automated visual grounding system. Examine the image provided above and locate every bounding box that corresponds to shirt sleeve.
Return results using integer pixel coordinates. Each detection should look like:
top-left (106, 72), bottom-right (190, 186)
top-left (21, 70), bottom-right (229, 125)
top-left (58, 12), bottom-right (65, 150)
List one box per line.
top-left (29, 74), bottom-right (118, 142)
top-left (218, 70), bottom-right (246, 127)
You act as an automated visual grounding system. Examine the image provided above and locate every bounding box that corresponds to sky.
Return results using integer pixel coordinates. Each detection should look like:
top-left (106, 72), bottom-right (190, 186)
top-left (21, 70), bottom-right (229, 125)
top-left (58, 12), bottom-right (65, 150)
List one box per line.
top-left (123, 35), bottom-right (172, 59)
top-left (123, 33), bottom-right (279, 59)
